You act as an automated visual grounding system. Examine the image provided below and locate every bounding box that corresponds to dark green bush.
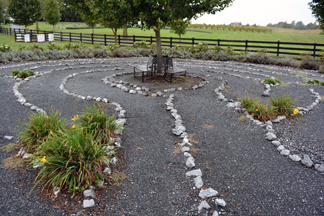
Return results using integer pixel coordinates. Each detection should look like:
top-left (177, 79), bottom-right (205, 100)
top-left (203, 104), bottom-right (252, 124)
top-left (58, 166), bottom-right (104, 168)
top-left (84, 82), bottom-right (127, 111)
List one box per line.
top-left (300, 59), bottom-right (320, 70)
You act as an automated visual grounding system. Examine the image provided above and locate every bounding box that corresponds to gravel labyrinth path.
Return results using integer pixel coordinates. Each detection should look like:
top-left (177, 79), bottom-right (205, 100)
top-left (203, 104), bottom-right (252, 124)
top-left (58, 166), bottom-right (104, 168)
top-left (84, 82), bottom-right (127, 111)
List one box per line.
top-left (0, 57), bottom-right (323, 215)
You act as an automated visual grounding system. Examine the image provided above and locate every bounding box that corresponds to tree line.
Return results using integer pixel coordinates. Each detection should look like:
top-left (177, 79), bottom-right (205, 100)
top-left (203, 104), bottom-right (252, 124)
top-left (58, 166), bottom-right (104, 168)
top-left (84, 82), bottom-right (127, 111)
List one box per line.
top-left (266, 21), bottom-right (318, 30)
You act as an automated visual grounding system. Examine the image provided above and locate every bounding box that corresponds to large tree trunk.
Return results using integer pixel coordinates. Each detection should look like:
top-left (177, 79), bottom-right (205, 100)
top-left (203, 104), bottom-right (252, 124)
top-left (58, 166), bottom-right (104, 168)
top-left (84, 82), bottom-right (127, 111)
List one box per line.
top-left (112, 28), bottom-right (118, 45)
top-left (53, 25), bottom-right (55, 31)
top-left (123, 26), bottom-right (127, 36)
top-left (155, 29), bottom-right (163, 73)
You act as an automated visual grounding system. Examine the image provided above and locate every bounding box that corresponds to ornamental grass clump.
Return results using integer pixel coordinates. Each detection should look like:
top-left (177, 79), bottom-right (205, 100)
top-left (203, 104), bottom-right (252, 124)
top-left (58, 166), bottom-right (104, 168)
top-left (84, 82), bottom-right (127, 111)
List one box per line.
top-left (77, 102), bottom-right (122, 144)
top-left (11, 69), bottom-right (35, 79)
top-left (270, 94), bottom-right (297, 117)
top-left (17, 109), bottom-right (66, 151)
top-left (264, 77), bottom-right (282, 85)
top-left (31, 127), bottom-right (114, 197)
top-left (241, 95), bottom-right (273, 122)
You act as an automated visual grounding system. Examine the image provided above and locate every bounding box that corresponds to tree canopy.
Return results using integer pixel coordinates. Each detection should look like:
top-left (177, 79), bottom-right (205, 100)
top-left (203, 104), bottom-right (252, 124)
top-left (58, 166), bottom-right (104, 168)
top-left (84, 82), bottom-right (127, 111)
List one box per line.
top-left (44, 0), bottom-right (61, 31)
top-left (7, 0), bottom-right (42, 29)
top-left (309, 0), bottom-right (324, 31)
top-left (0, 0), bottom-right (4, 24)
top-left (169, 19), bottom-right (191, 42)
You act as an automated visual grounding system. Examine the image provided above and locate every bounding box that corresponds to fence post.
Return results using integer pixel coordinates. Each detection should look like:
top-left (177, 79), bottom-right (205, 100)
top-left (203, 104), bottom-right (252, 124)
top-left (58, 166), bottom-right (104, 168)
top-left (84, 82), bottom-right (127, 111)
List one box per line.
top-left (14, 32), bottom-right (16, 42)
top-left (313, 43), bottom-right (316, 59)
top-left (133, 34), bottom-right (135, 47)
top-left (91, 33), bottom-right (94, 44)
top-left (277, 40), bottom-right (280, 57)
top-left (192, 37), bottom-right (194, 46)
top-left (10, 28), bottom-right (11, 35)
top-left (104, 34), bottom-right (106, 46)
top-left (245, 40), bottom-right (248, 52)
top-left (60, 31), bottom-right (62, 42)
top-left (80, 33), bottom-right (82, 43)
top-left (218, 39), bottom-right (220, 47)
top-left (70, 32), bottom-right (72, 42)
top-left (170, 37), bottom-right (172, 48)
top-left (118, 35), bottom-right (120, 45)
top-left (31, 30), bottom-right (33, 42)
top-left (150, 36), bottom-right (153, 45)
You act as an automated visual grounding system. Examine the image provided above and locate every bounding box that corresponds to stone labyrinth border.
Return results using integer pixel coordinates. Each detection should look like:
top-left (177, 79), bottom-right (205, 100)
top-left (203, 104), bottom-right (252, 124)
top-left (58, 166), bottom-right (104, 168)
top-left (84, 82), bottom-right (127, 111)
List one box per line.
top-left (1, 57), bottom-right (324, 214)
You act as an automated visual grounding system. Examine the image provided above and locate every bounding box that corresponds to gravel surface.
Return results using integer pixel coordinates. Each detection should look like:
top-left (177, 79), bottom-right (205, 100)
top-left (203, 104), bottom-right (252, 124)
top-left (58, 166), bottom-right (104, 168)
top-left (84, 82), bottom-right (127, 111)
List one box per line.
top-left (0, 57), bottom-right (323, 215)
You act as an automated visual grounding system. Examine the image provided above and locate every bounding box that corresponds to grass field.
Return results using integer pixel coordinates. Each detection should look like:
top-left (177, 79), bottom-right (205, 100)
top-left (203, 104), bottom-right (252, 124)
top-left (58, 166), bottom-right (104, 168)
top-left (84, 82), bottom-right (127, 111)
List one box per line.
top-left (1, 22), bottom-right (324, 57)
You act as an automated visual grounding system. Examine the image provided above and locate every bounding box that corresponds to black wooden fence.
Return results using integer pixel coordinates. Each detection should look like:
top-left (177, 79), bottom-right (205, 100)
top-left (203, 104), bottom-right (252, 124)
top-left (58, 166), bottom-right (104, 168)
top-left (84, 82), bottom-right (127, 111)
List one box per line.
top-left (1, 26), bottom-right (323, 59)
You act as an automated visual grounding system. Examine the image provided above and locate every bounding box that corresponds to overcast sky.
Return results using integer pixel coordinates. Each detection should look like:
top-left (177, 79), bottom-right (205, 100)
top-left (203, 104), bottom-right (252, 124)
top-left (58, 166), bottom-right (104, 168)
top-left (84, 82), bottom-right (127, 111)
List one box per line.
top-left (192, 0), bottom-right (316, 26)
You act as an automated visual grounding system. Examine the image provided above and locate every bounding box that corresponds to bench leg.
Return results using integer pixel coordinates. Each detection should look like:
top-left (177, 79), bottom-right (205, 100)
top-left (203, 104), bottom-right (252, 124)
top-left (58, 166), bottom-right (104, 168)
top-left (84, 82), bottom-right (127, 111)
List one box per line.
top-left (142, 71), bottom-right (144, 82)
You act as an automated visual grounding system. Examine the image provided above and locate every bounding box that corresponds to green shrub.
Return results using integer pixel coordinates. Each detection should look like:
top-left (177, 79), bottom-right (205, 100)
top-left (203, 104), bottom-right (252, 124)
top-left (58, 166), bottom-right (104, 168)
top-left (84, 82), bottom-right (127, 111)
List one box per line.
top-left (307, 79), bottom-right (324, 85)
top-left (47, 42), bottom-right (61, 50)
top-left (17, 109), bottom-right (66, 151)
top-left (225, 46), bottom-right (234, 55)
top-left (29, 43), bottom-right (44, 51)
top-left (270, 94), bottom-right (296, 116)
top-left (112, 48), bottom-right (131, 57)
top-left (11, 69), bottom-right (20, 76)
top-left (11, 69), bottom-right (35, 79)
top-left (241, 95), bottom-right (273, 122)
top-left (195, 42), bottom-right (209, 52)
top-left (0, 43), bottom-right (12, 52)
top-left (92, 43), bottom-right (102, 49)
top-left (264, 77), bottom-right (282, 85)
top-left (134, 40), bottom-right (150, 49)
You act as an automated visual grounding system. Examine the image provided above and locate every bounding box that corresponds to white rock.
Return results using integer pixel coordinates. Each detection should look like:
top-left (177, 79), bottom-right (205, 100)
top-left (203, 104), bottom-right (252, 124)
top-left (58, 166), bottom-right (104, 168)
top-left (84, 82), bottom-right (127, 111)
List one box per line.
top-left (197, 201), bottom-right (210, 213)
top-left (186, 169), bottom-right (202, 177)
top-left (266, 132), bottom-right (277, 140)
top-left (280, 149), bottom-right (290, 156)
top-left (186, 157), bottom-right (195, 168)
top-left (301, 155), bottom-right (313, 167)
top-left (212, 211), bottom-right (219, 216)
top-left (226, 102), bottom-right (235, 108)
top-left (83, 199), bottom-right (95, 208)
top-left (104, 167), bottom-right (111, 175)
top-left (277, 145), bottom-right (285, 151)
top-left (184, 152), bottom-right (192, 157)
top-left (272, 140), bottom-right (281, 146)
top-left (83, 189), bottom-right (96, 199)
top-left (181, 146), bottom-right (190, 152)
top-left (129, 90), bottom-right (136, 94)
top-left (215, 198), bottom-right (226, 207)
top-left (194, 176), bottom-right (203, 189)
top-left (289, 154), bottom-right (301, 162)
top-left (4, 136), bottom-right (13, 140)
top-left (199, 188), bottom-right (218, 199)
top-left (111, 157), bottom-right (118, 164)
top-left (315, 164), bottom-right (324, 172)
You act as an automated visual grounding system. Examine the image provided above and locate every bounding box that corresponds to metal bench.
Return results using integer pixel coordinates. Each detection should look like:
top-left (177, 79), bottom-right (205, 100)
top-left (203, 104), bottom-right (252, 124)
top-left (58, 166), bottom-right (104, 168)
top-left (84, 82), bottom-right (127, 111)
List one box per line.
top-left (134, 55), bottom-right (186, 83)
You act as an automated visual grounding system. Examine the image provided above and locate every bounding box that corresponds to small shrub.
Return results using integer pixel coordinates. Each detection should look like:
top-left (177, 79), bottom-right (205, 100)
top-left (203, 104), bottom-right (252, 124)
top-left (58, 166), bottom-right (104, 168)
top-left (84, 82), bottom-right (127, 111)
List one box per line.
top-left (212, 51), bottom-right (233, 61)
top-left (106, 44), bottom-right (120, 52)
top-left (112, 48), bottom-right (131, 57)
top-left (64, 42), bottom-right (84, 50)
top-left (241, 95), bottom-right (273, 122)
top-left (47, 42), bottom-right (61, 50)
top-left (318, 65), bottom-right (324, 73)
top-left (29, 43), bottom-right (44, 51)
top-left (11, 69), bottom-right (35, 79)
top-left (11, 69), bottom-right (20, 77)
top-left (257, 48), bottom-right (267, 54)
top-left (307, 79), bottom-right (324, 86)
top-left (92, 43), bottom-right (102, 49)
top-left (134, 40), bottom-right (150, 48)
top-left (300, 59), bottom-right (320, 70)
top-left (214, 45), bottom-right (222, 53)
top-left (0, 43), bottom-right (12, 52)
top-left (194, 51), bottom-right (214, 60)
top-left (195, 42), bottom-right (209, 52)
top-left (264, 77), bottom-right (282, 85)
top-left (270, 94), bottom-right (296, 117)
top-left (225, 46), bottom-right (234, 55)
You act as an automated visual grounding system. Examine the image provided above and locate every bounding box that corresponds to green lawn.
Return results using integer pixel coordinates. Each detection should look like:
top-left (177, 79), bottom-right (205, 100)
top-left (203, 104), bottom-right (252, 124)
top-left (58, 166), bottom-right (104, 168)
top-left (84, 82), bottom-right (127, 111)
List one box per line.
top-left (1, 22), bottom-right (324, 56)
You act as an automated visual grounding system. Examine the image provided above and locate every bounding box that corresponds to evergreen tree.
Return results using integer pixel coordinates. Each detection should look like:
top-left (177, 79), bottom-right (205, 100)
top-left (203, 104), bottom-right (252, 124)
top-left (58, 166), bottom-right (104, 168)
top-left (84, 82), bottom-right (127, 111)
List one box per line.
top-left (44, 0), bottom-right (61, 31)
top-left (7, 0), bottom-right (42, 29)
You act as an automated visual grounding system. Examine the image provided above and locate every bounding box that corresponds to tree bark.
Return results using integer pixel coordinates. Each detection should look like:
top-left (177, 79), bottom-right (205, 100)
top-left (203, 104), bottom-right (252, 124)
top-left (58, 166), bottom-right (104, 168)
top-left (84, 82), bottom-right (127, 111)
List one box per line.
top-left (123, 26), bottom-right (127, 36)
top-left (155, 29), bottom-right (163, 73)
top-left (36, 21), bottom-right (39, 30)
top-left (112, 28), bottom-right (117, 45)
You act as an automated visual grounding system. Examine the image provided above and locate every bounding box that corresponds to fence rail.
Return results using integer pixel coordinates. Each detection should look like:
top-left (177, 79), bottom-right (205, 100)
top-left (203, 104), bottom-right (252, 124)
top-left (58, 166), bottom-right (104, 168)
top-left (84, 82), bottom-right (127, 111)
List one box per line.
top-left (1, 26), bottom-right (323, 59)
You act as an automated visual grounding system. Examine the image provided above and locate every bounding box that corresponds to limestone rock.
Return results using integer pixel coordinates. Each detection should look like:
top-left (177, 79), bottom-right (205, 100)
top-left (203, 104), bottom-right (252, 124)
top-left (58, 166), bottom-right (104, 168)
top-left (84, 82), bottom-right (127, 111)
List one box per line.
top-left (83, 189), bottom-right (96, 199)
top-left (280, 149), bottom-right (290, 156)
top-left (266, 132), bottom-right (277, 140)
top-left (289, 154), bottom-right (301, 162)
top-left (301, 155), bottom-right (313, 167)
top-left (194, 176), bottom-right (203, 189)
top-left (215, 198), bottom-right (226, 207)
top-left (181, 146), bottom-right (190, 152)
top-left (315, 164), bottom-right (324, 172)
top-left (186, 157), bottom-right (195, 168)
top-left (186, 169), bottom-right (202, 177)
top-left (272, 141), bottom-right (281, 146)
top-left (198, 201), bottom-right (210, 213)
top-left (83, 199), bottom-right (95, 208)
top-left (199, 188), bottom-right (218, 199)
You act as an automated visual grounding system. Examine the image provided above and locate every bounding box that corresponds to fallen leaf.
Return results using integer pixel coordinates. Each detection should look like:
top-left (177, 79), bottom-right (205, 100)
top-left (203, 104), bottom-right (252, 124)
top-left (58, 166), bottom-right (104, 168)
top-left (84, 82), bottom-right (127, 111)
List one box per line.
top-left (203, 124), bottom-right (214, 129)
top-left (137, 147), bottom-right (143, 150)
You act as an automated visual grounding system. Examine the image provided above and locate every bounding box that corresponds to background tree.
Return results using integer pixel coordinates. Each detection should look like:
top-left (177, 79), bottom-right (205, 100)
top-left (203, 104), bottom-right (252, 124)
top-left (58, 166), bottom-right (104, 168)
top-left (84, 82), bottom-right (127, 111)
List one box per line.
top-left (0, 0), bottom-right (4, 24)
top-left (169, 19), bottom-right (191, 42)
top-left (309, 0), bottom-right (324, 31)
top-left (44, 0), bottom-right (61, 31)
top-left (134, 0), bottom-right (233, 72)
top-left (7, 0), bottom-right (42, 29)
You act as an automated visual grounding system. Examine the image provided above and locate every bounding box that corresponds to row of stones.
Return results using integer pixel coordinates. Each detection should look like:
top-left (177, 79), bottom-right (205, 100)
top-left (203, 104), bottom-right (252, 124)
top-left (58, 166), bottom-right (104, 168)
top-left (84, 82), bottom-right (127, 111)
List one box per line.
top-left (165, 94), bottom-right (226, 215)
top-left (59, 71), bottom-right (127, 209)
top-left (9, 63), bottom-right (126, 210)
top-left (102, 71), bottom-right (209, 97)
top-left (180, 59), bottom-right (323, 81)
top-left (215, 77), bottom-right (324, 172)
